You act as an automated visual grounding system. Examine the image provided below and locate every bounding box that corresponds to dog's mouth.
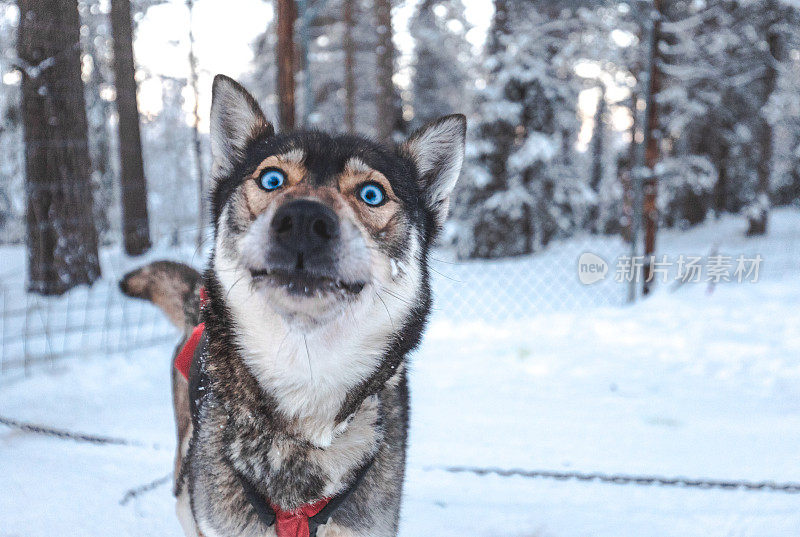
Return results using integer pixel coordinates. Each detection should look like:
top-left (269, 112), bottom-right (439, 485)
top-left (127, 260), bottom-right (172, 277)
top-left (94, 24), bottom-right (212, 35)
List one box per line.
top-left (250, 268), bottom-right (366, 297)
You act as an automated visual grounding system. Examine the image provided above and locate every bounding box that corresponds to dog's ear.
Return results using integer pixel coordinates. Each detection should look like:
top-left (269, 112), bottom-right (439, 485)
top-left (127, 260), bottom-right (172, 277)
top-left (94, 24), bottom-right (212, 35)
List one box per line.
top-left (402, 114), bottom-right (466, 228)
top-left (209, 74), bottom-right (274, 181)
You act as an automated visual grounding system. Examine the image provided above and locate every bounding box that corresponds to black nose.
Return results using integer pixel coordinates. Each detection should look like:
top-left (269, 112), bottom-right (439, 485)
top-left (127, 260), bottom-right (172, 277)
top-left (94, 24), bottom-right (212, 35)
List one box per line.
top-left (270, 199), bottom-right (340, 259)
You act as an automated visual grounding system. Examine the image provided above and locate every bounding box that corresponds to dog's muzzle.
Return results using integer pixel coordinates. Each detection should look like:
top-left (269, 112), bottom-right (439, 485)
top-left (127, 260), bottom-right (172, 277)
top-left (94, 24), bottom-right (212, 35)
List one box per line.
top-left (251, 199), bottom-right (366, 297)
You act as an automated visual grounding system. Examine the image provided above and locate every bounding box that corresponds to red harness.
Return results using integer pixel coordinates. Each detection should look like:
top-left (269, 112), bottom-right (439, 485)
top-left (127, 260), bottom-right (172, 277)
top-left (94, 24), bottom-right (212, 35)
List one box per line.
top-left (270, 500), bottom-right (330, 537)
top-left (174, 288), bottom-right (332, 537)
top-left (175, 322), bottom-right (204, 380)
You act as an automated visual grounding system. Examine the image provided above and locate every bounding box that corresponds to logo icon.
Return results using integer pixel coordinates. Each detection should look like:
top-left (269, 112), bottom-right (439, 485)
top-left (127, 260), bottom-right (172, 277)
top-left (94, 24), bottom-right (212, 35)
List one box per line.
top-left (577, 252), bottom-right (608, 285)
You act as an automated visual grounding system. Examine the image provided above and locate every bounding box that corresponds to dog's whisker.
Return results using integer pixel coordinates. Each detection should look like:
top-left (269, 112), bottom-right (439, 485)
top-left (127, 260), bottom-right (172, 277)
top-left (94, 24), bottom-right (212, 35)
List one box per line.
top-left (275, 330), bottom-right (292, 358)
top-left (225, 273), bottom-right (248, 300)
top-left (375, 291), bottom-right (395, 330)
top-left (302, 335), bottom-right (314, 383)
top-left (427, 265), bottom-right (461, 283)
top-left (376, 286), bottom-right (414, 307)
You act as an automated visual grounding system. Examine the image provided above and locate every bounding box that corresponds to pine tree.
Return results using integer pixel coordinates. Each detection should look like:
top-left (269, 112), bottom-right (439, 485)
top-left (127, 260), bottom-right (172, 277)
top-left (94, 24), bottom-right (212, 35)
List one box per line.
top-left (111, 0), bottom-right (151, 254)
top-left (769, 18), bottom-right (800, 207)
top-left (450, 1), bottom-right (586, 259)
top-left (0, 3), bottom-right (24, 242)
top-left (374, 0), bottom-right (405, 142)
top-left (248, 0), bottom-right (380, 136)
top-left (80, 0), bottom-right (116, 240)
top-left (409, 0), bottom-right (471, 129)
top-left (658, 0), bottom-right (797, 232)
top-left (18, 0), bottom-right (101, 294)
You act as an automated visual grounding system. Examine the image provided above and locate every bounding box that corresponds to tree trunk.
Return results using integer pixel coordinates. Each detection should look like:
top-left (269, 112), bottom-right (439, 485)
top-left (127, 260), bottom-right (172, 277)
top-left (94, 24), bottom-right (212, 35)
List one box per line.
top-left (588, 86), bottom-right (606, 233)
top-left (343, 0), bottom-right (356, 133)
top-left (713, 145), bottom-right (728, 217)
top-left (374, 0), bottom-right (396, 142)
top-left (18, 0), bottom-right (101, 295)
top-left (111, 0), bottom-right (150, 255)
top-left (590, 86), bottom-right (605, 189)
top-left (187, 0), bottom-right (205, 248)
top-left (621, 90), bottom-right (637, 242)
top-left (276, 0), bottom-right (297, 132)
top-left (85, 9), bottom-right (114, 237)
top-left (746, 28), bottom-right (780, 236)
top-left (642, 0), bottom-right (662, 295)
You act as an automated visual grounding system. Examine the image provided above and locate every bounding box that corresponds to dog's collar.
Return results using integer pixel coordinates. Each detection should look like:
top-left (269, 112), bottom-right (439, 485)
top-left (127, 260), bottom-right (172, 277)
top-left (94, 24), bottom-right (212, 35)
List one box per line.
top-left (230, 455), bottom-right (375, 537)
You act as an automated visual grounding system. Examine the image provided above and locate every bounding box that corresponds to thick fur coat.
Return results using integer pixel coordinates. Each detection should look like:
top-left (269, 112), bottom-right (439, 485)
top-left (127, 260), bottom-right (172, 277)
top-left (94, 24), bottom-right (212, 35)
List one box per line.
top-left (121, 75), bottom-right (465, 537)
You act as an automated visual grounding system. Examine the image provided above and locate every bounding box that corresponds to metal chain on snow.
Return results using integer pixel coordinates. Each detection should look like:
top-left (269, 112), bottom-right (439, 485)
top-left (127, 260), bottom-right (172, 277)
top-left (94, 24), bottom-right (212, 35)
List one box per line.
top-left (0, 414), bottom-right (159, 449)
top-left (119, 472), bottom-right (173, 505)
top-left (0, 415), bottom-right (173, 505)
top-left (6, 415), bottom-right (800, 495)
top-left (432, 466), bottom-right (800, 494)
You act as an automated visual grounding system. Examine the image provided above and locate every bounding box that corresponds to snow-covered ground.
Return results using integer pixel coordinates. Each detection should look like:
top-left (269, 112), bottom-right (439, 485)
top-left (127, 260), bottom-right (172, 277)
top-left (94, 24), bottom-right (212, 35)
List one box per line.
top-left (2, 209), bottom-right (800, 537)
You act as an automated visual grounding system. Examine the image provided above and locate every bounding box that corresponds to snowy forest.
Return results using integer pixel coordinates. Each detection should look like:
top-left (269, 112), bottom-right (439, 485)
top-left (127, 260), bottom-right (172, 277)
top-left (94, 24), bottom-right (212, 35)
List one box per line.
top-left (3, 2), bottom-right (800, 536)
top-left (1, 0), bottom-right (800, 294)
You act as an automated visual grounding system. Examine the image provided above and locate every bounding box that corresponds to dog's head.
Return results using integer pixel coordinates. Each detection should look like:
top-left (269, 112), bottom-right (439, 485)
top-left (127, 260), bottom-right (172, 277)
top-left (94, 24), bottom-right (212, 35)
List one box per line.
top-left (208, 75), bottom-right (465, 331)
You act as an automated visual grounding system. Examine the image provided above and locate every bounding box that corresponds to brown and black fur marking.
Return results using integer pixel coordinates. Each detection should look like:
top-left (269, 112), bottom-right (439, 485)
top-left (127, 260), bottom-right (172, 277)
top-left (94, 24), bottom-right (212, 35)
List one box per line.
top-left (120, 260), bottom-right (202, 486)
top-left (119, 260), bottom-right (203, 336)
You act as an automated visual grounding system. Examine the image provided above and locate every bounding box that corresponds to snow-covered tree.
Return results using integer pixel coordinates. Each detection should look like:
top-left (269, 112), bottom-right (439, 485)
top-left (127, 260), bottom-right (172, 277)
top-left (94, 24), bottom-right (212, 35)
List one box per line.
top-left (449, 1), bottom-right (588, 259)
top-left (658, 0), bottom-right (799, 232)
top-left (247, 0), bottom-right (383, 137)
top-left (409, 0), bottom-right (472, 129)
top-left (140, 77), bottom-right (199, 245)
top-left (769, 26), bottom-right (800, 207)
top-left (0, 3), bottom-right (24, 243)
top-left (19, 0), bottom-right (101, 294)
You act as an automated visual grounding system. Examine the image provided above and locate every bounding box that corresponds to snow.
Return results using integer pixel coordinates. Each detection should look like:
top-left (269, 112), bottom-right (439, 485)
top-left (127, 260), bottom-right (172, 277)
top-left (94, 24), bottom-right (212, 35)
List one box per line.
top-left (2, 209), bottom-right (800, 536)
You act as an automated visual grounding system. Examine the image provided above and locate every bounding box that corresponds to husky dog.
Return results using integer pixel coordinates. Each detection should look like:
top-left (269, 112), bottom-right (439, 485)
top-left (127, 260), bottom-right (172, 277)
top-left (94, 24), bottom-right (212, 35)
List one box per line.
top-left (120, 75), bottom-right (465, 537)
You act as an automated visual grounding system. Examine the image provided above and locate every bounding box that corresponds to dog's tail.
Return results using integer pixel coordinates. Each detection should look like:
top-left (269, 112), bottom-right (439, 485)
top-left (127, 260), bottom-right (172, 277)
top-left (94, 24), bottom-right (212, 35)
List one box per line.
top-left (119, 261), bottom-right (203, 335)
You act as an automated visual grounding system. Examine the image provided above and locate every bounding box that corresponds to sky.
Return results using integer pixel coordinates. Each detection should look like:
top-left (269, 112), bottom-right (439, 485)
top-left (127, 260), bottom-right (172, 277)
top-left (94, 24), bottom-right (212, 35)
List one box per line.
top-left (134, 0), bottom-right (494, 128)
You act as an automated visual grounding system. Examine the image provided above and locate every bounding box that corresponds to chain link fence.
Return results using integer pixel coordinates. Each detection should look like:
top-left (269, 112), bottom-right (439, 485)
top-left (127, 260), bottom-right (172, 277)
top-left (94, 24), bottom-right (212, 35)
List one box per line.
top-left (5, 205), bottom-right (800, 378)
top-left (0, 219), bottom-right (633, 377)
top-left (0, 222), bottom-right (208, 378)
top-left (430, 235), bottom-right (629, 322)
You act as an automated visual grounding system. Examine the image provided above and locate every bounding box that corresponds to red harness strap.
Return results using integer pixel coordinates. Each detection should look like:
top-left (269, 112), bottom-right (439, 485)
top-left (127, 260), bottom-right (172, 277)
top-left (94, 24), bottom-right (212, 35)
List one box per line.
top-left (175, 322), bottom-right (204, 380)
top-left (272, 498), bottom-right (330, 537)
top-left (175, 287), bottom-right (209, 380)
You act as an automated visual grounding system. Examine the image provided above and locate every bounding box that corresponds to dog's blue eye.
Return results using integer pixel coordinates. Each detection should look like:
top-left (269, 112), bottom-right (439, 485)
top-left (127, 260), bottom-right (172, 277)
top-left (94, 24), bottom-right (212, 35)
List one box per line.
top-left (358, 183), bottom-right (385, 206)
top-left (258, 169), bottom-right (285, 191)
